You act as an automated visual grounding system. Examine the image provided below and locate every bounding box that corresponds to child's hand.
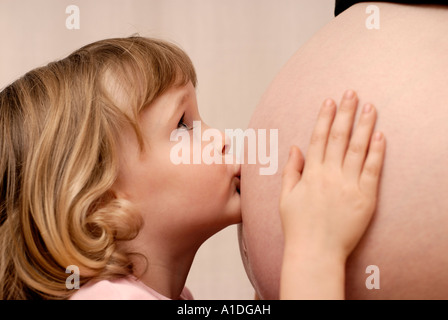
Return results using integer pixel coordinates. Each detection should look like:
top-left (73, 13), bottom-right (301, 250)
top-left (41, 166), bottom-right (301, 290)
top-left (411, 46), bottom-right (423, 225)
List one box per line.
top-left (279, 90), bottom-right (386, 299)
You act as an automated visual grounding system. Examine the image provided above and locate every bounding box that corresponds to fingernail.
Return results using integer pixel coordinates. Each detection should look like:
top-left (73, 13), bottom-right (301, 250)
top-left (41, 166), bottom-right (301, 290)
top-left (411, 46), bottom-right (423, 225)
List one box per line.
top-left (363, 103), bottom-right (372, 113)
top-left (374, 132), bottom-right (383, 141)
top-left (344, 90), bottom-right (354, 99)
top-left (325, 98), bottom-right (334, 107)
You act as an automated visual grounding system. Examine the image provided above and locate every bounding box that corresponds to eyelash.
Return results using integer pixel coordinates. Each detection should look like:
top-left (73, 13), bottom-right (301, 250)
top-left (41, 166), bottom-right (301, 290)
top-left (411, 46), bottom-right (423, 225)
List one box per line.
top-left (177, 113), bottom-right (193, 131)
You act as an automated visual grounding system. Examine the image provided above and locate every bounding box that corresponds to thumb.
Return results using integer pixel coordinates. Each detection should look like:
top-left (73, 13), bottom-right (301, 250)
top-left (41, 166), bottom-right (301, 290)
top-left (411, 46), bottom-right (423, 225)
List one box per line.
top-left (281, 145), bottom-right (304, 197)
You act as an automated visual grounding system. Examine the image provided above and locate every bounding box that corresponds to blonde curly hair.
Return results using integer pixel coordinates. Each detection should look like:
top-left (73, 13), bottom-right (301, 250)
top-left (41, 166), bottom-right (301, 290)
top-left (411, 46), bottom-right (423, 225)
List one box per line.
top-left (0, 36), bottom-right (197, 299)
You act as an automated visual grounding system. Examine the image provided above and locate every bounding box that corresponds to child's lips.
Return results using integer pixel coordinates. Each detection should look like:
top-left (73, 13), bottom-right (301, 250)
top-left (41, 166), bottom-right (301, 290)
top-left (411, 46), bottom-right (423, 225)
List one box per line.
top-left (235, 176), bottom-right (241, 194)
top-left (233, 164), bottom-right (241, 194)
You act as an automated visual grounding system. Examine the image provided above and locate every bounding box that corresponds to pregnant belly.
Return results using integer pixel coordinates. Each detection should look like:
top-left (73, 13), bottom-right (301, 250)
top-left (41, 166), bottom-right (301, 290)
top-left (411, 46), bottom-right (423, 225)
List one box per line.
top-left (239, 2), bottom-right (448, 299)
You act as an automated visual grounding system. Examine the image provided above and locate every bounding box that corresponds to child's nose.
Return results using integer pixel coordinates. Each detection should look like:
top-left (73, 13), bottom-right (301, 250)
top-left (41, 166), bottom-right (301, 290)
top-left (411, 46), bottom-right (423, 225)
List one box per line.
top-left (202, 123), bottom-right (230, 156)
top-left (221, 132), bottom-right (231, 155)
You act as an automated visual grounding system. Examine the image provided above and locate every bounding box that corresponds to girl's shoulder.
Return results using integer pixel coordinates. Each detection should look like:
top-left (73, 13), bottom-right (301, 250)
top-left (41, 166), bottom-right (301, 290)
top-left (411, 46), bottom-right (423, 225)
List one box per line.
top-left (69, 276), bottom-right (193, 300)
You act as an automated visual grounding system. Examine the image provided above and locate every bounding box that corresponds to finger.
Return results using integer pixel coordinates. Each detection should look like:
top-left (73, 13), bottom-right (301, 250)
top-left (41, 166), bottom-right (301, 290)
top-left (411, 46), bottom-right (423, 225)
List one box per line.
top-left (306, 98), bottom-right (336, 167)
top-left (324, 90), bottom-right (359, 167)
top-left (281, 145), bottom-right (304, 197)
top-left (359, 131), bottom-right (386, 195)
top-left (343, 103), bottom-right (377, 180)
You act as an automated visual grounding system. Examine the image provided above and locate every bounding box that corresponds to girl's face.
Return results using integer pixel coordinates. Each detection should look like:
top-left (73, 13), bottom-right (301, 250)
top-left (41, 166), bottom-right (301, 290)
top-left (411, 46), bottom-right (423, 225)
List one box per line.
top-left (114, 81), bottom-right (241, 249)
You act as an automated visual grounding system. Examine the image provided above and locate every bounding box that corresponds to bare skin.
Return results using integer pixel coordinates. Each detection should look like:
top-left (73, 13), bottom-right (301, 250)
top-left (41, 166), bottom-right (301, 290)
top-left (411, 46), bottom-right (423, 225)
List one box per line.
top-left (239, 2), bottom-right (448, 299)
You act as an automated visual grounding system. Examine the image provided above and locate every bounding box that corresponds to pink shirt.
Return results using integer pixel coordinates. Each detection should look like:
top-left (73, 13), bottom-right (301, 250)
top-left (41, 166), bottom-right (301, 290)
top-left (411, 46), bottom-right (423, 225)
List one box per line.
top-left (70, 276), bottom-right (194, 300)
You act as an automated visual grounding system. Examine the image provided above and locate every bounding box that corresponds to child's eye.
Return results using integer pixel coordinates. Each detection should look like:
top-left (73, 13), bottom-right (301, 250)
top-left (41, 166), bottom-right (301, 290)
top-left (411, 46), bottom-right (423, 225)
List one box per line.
top-left (177, 113), bottom-right (192, 130)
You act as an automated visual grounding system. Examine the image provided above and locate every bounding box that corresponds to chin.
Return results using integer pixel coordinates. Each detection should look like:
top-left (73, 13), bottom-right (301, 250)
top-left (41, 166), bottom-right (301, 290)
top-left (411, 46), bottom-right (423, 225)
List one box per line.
top-left (209, 192), bottom-right (242, 230)
top-left (225, 202), bottom-right (242, 225)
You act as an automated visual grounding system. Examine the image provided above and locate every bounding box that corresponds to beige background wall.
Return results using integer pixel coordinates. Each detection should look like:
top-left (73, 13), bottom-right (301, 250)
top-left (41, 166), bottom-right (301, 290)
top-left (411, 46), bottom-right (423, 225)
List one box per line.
top-left (0, 0), bottom-right (335, 299)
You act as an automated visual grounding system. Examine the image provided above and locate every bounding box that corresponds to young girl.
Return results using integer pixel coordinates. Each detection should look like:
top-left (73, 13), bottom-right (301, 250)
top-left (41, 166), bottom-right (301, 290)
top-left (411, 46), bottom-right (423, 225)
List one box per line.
top-left (0, 36), bottom-right (385, 300)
